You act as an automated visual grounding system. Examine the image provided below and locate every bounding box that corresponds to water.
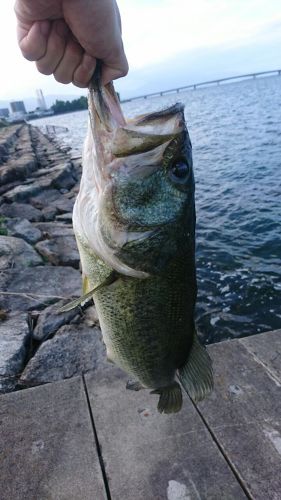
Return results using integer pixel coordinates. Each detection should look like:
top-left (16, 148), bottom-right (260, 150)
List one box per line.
top-left (31, 76), bottom-right (281, 343)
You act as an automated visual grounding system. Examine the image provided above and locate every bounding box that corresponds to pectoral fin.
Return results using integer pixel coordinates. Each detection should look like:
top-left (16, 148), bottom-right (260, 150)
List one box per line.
top-left (58, 271), bottom-right (117, 313)
top-left (82, 275), bottom-right (91, 294)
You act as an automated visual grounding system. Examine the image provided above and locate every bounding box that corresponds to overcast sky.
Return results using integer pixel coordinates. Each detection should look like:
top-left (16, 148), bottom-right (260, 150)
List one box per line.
top-left (0, 0), bottom-right (280, 102)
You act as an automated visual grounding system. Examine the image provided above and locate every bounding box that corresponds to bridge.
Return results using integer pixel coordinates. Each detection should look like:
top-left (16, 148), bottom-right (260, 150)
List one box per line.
top-left (122, 69), bottom-right (281, 102)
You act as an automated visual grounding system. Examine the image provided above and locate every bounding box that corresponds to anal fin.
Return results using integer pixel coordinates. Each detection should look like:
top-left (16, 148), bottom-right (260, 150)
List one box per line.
top-left (177, 332), bottom-right (214, 403)
top-left (151, 381), bottom-right (182, 414)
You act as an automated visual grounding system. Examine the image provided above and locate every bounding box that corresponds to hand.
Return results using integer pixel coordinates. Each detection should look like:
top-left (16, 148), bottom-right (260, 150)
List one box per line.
top-left (14, 0), bottom-right (128, 87)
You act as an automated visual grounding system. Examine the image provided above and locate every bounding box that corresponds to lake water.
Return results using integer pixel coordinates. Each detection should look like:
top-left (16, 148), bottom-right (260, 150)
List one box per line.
top-left (31, 75), bottom-right (281, 343)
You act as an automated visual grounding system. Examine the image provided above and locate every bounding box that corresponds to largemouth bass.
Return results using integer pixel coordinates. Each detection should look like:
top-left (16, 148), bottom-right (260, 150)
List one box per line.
top-left (68, 74), bottom-right (213, 414)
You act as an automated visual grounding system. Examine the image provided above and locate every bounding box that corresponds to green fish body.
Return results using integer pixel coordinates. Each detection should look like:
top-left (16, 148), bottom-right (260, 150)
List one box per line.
top-left (71, 77), bottom-right (213, 413)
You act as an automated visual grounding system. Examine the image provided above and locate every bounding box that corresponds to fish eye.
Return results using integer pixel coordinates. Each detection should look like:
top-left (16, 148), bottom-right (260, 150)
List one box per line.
top-left (169, 160), bottom-right (190, 183)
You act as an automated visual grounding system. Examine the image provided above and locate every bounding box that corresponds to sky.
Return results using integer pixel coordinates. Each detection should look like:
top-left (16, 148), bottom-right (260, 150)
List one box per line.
top-left (0, 0), bottom-right (280, 107)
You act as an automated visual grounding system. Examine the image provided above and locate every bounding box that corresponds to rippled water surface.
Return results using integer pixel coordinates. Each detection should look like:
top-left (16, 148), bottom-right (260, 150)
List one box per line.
top-left (32, 76), bottom-right (281, 342)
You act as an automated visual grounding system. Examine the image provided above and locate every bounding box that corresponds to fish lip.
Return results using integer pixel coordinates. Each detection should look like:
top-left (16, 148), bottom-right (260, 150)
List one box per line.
top-left (88, 66), bottom-right (126, 133)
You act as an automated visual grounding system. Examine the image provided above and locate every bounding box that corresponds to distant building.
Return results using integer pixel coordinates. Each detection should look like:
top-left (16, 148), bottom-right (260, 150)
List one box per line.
top-left (36, 89), bottom-right (47, 111)
top-left (10, 101), bottom-right (27, 115)
top-left (0, 108), bottom-right (9, 118)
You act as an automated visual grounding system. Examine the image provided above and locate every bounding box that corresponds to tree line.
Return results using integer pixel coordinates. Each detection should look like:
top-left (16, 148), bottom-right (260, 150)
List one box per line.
top-left (51, 96), bottom-right (88, 114)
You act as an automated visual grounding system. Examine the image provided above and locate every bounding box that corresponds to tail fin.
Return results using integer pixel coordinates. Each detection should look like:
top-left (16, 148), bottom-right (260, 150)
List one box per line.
top-left (151, 381), bottom-right (182, 414)
top-left (178, 333), bottom-right (214, 403)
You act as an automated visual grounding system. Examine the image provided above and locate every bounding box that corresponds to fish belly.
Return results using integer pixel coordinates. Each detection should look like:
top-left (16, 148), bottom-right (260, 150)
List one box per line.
top-left (93, 258), bottom-right (195, 389)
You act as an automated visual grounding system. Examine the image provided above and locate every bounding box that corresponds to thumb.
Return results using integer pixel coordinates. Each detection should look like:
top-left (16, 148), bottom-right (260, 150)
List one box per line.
top-left (18, 20), bottom-right (51, 61)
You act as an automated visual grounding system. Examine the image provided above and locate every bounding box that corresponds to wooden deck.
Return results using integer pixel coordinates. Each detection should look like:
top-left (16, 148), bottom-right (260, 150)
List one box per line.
top-left (1, 329), bottom-right (281, 499)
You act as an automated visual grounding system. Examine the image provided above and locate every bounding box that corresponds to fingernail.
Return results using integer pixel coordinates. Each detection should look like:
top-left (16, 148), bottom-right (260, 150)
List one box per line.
top-left (40, 21), bottom-right (50, 37)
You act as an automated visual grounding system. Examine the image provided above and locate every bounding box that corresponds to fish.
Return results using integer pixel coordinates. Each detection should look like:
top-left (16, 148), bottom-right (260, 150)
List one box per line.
top-left (65, 71), bottom-right (213, 414)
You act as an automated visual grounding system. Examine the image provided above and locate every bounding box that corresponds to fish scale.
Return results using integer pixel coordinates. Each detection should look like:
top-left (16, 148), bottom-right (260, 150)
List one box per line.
top-left (93, 256), bottom-right (193, 388)
top-left (70, 73), bottom-right (214, 413)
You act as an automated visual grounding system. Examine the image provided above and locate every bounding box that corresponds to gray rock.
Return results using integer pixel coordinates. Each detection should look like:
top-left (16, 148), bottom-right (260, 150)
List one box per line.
top-left (6, 218), bottom-right (42, 244)
top-left (29, 189), bottom-right (61, 209)
top-left (31, 190), bottom-right (74, 213)
top-left (31, 162), bottom-right (77, 191)
top-left (0, 202), bottom-right (43, 221)
top-left (0, 155), bottom-right (37, 185)
top-left (2, 179), bottom-right (49, 203)
top-left (2, 164), bottom-right (76, 203)
top-left (20, 323), bottom-right (106, 386)
top-left (35, 235), bottom-right (80, 268)
top-left (56, 213), bottom-right (73, 223)
top-left (42, 206), bottom-right (58, 221)
top-left (34, 222), bottom-right (74, 238)
top-left (33, 299), bottom-right (79, 341)
top-left (0, 313), bottom-right (31, 393)
top-left (52, 196), bottom-right (74, 213)
top-left (1, 265), bottom-right (81, 312)
top-left (0, 235), bottom-right (42, 270)
top-left (49, 162), bottom-right (77, 190)
top-left (0, 180), bottom-right (22, 197)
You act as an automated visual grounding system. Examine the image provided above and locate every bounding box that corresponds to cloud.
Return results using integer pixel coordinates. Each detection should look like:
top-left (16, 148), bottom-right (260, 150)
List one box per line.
top-left (119, 0), bottom-right (281, 69)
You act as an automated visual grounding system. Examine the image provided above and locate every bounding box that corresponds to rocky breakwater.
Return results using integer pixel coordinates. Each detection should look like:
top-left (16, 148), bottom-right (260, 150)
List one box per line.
top-left (0, 123), bottom-right (106, 393)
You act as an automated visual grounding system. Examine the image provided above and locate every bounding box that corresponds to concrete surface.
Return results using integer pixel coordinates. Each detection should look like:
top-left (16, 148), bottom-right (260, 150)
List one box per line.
top-left (0, 329), bottom-right (281, 499)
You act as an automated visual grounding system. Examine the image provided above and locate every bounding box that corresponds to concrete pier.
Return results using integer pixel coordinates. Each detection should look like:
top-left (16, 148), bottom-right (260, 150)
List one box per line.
top-left (1, 329), bottom-right (280, 499)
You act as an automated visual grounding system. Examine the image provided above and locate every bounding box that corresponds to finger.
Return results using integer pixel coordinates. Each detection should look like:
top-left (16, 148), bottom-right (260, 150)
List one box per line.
top-left (72, 54), bottom-right (96, 88)
top-left (36, 20), bottom-right (69, 75)
top-left (101, 49), bottom-right (129, 85)
top-left (53, 38), bottom-right (83, 84)
top-left (17, 20), bottom-right (51, 61)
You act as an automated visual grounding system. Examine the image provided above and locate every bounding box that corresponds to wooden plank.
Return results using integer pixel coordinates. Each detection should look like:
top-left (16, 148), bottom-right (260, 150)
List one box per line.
top-left (0, 377), bottom-right (107, 500)
top-left (85, 365), bottom-right (246, 500)
top-left (240, 329), bottom-right (281, 382)
top-left (198, 338), bottom-right (281, 500)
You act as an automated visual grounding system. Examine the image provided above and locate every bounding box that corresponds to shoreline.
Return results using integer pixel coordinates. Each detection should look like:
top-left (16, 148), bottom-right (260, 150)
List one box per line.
top-left (0, 122), bottom-right (106, 394)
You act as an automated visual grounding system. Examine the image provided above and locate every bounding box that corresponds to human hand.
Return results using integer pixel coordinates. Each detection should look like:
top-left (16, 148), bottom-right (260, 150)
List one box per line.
top-left (14, 0), bottom-right (128, 87)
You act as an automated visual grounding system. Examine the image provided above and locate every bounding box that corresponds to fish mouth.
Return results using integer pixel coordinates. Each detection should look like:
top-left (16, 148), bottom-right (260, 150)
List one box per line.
top-left (89, 63), bottom-right (185, 133)
top-left (89, 62), bottom-right (126, 133)
top-left (89, 65), bottom-right (185, 164)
